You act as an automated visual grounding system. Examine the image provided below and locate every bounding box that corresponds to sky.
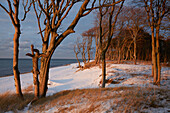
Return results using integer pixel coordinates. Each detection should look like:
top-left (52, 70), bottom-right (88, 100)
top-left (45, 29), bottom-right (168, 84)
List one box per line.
top-left (0, 0), bottom-right (130, 59)
top-left (0, 1), bottom-right (95, 59)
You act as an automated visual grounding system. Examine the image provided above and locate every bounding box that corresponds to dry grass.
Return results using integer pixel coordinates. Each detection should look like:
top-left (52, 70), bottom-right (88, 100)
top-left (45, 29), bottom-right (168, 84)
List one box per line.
top-left (161, 62), bottom-right (170, 67)
top-left (1, 87), bottom-right (169, 112)
top-left (27, 86), bottom-right (170, 113)
top-left (28, 87), bottom-right (128, 112)
top-left (0, 92), bottom-right (34, 112)
top-left (84, 61), bottom-right (97, 69)
top-left (23, 85), bottom-right (33, 93)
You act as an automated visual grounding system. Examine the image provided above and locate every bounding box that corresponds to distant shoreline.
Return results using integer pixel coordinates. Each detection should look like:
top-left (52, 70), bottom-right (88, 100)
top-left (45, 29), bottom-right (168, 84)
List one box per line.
top-left (0, 63), bottom-right (72, 78)
top-left (0, 71), bottom-right (32, 78)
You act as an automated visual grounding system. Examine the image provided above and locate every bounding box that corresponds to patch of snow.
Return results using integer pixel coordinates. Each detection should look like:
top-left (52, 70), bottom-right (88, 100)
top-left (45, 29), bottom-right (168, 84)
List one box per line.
top-left (0, 61), bottom-right (170, 113)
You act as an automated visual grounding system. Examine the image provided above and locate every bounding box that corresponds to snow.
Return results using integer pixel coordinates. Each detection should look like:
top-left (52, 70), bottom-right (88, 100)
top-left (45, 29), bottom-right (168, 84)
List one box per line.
top-left (0, 61), bottom-right (170, 112)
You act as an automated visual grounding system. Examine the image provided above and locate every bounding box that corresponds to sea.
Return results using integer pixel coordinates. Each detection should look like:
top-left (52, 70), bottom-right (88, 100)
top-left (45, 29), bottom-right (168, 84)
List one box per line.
top-left (0, 58), bottom-right (81, 77)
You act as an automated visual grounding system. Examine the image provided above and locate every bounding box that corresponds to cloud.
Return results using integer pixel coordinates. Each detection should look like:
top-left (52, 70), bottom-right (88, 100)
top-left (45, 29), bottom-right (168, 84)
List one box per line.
top-left (0, 2), bottom-right (95, 59)
top-left (58, 41), bottom-right (75, 51)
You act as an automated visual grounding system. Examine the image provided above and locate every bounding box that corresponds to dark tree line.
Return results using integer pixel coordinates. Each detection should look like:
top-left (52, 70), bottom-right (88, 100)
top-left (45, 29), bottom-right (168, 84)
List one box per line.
top-left (75, 1), bottom-right (169, 87)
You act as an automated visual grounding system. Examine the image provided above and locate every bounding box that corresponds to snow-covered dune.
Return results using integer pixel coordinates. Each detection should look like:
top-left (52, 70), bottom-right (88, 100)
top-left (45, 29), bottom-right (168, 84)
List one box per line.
top-left (0, 62), bottom-right (169, 96)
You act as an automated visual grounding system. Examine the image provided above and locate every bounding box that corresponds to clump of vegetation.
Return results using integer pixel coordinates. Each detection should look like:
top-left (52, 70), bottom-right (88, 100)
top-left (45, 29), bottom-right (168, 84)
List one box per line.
top-left (0, 87), bottom-right (169, 112)
top-left (21, 87), bottom-right (170, 112)
top-left (0, 92), bottom-right (34, 112)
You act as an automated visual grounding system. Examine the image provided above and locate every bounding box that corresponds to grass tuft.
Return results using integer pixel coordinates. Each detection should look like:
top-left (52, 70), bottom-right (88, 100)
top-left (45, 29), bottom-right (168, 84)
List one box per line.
top-left (0, 91), bottom-right (34, 112)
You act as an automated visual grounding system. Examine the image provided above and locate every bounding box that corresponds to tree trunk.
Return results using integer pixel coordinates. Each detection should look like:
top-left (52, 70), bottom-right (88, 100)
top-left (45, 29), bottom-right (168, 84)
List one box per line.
top-left (33, 69), bottom-right (39, 98)
top-left (117, 38), bottom-right (121, 64)
top-left (95, 43), bottom-right (100, 64)
top-left (101, 52), bottom-right (106, 88)
top-left (39, 56), bottom-right (51, 97)
top-left (87, 48), bottom-right (90, 63)
top-left (75, 53), bottom-right (81, 68)
top-left (156, 26), bottom-right (161, 85)
top-left (32, 57), bottom-right (39, 98)
top-left (13, 26), bottom-right (23, 98)
top-left (151, 28), bottom-right (157, 83)
top-left (133, 37), bottom-right (137, 65)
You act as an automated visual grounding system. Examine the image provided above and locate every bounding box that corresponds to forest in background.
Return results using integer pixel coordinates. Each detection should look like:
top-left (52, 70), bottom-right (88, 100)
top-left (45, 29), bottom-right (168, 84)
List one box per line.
top-left (0, 0), bottom-right (169, 104)
top-left (74, 6), bottom-right (170, 65)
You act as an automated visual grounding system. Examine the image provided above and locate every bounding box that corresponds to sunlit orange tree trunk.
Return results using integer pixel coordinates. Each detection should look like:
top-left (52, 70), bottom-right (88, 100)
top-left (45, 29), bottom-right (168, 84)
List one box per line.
top-left (32, 0), bottom-right (112, 97)
top-left (143, 0), bottom-right (168, 85)
top-left (97, 0), bottom-right (124, 88)
top-left (0, 0), bottom-right (24, 98)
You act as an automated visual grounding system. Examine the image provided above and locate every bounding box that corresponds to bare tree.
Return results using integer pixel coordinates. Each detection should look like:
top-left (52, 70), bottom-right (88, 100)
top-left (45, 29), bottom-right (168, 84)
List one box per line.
top-left (0, 0), bottom-right (31, 99)
top-left (94, 27), bottom-right (100, 64)
top-left (31, 0), bottom-right (121, 97)
top-left (74, 38), bottom-right (82, 68)
top-left (143, 0), bottom-right (169, 85)
top-left (26, 45), bottom-right (42, 99)
top-left (82, 28), bottom-right (95, 62)
top-left (125, 8), bottom-right (146, 64)
top-left (81, 38), bottom-right (87, 64)
top-left (97, 0), bottom-right (124, 88)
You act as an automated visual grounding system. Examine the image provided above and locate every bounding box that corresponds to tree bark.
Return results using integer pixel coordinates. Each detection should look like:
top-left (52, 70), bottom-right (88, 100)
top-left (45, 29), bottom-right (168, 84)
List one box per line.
top-left (101, 52), bottom-right (106, 88)
top-left (156, 25), bottom-right (161, 85)
top-left (39, 56), bottom-right (51, 97)
top-left (32, 64), bottom-right (39, 98)
top-left (13, 26), bottom-right (23, 98)
top-left (133, 36), bottom-right (137, 65)
top-left (26, 45), bottom-right (41, 98)
top-left (151, 28), bottom-right (157, 83)
top-left (117, 38), bottom-right (121, 64)
top-left (95, 34), bottom-right (100, 64)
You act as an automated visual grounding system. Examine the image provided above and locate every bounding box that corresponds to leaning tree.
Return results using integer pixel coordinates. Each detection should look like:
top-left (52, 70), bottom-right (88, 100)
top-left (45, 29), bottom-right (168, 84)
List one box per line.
top-left (30, 0), bottom-right (126, 97)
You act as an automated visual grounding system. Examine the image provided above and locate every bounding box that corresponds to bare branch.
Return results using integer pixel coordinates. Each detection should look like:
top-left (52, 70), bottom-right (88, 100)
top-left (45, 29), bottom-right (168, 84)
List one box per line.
top-left (21, 0), bottom-right (32, 21)
top-left (60, 1), bottom-right (74, 24)
top-left (58, 0), bottom-right (65, 12)
top-left (85, 0), bottom-right (124, 11)
top-left (33, 0), bottom-right (44, 42)
top-left (37, 0), bottom-right (49, 18)
top-left (7, 0), bottom-right (13, 14)
top-left (82, 0), bottom-right (96, 17)
top-left (26, 53), bottom-right (34, 57)
top-left (0, 3), bottom-right (9, 13)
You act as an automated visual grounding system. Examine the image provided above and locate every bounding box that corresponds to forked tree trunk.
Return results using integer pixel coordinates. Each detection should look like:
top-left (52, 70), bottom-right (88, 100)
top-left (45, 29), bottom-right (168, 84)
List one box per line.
top-left (101, 52), bottom-right (106, 88)
top-left (26, 45), bottom-right (40, 98)
top-left (13, 26), bottom-right (23, 98)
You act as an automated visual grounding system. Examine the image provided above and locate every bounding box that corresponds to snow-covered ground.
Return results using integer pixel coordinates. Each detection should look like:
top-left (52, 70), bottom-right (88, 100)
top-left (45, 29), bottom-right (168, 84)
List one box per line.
top-left (0, 62), bottom-right (169, 95)
top-left (0, 62), bottom-right (170, 112)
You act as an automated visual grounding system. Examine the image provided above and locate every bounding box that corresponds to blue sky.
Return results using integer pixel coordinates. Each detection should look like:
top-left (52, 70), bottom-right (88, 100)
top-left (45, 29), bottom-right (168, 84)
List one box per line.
top-left (0, 0), bottom-right (130, 59)
top-left (0, 1), bottom-right (95, 59)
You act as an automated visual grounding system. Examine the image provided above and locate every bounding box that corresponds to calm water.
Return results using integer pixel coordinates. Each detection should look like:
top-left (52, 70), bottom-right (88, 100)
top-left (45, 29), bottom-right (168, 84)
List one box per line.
top-left (0, 59), bottom-right (80, 77)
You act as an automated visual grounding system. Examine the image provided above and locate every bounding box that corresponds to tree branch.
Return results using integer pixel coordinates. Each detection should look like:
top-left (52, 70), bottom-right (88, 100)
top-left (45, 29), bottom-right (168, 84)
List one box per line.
top-left (21, 0), bottom-right (32, 21)
top-left (0, 3), bottom-right (9, 13)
